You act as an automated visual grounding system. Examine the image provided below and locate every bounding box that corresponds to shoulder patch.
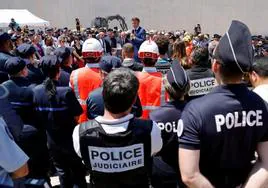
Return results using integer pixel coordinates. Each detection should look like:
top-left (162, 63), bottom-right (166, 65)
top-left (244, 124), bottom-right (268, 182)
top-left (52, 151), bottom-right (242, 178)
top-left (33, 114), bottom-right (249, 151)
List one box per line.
top-left (177, 119), bottom-right (184, 137)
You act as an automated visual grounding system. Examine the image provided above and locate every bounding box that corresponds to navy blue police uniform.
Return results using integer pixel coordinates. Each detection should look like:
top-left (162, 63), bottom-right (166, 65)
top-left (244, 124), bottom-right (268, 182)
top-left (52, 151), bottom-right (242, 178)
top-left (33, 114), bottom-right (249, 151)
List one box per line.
top-left (185, 48), bottom-right (216, 101)
top-left (2, 57), bottom-right (50, 182)
top-left (150, 62), bottom-right (188, 188)
top-left (17, 44), bottom-right (45, 84)
top-left (86, 55), bottom-right (142, 119)
top-left (179, 20), bottom-right (268, 188)
top-left (54, 47), bottom-right (72, 86)
top-left (0, 32), bottom-right (14, 83)
top-left (33, 55), bottom-right (87, 188)
top-left (0, 84), bottom-right (24, 142)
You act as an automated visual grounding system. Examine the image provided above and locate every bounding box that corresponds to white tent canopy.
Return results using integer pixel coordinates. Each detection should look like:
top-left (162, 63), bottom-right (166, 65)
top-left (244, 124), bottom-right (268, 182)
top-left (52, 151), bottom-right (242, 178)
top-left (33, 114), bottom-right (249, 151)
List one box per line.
top-left (0, 9), bottom-right (50, 28)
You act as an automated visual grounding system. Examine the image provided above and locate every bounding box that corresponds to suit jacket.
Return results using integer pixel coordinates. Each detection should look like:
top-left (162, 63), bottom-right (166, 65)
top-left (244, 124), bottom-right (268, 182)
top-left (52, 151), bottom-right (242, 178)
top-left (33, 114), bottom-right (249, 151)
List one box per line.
top-left (131, 27), bottom-right (146, 62)
top-left (118, 37), bottom-right (131, 47)
top-left (99, 38), bottom-right (112, 54)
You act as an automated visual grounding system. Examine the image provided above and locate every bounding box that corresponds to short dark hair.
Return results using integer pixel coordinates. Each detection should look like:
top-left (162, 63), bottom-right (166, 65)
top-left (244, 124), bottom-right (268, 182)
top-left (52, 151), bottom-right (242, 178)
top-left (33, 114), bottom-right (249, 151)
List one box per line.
top-left (213, 46), bottom-right (243, 81)
top-left (252, 56), bottom-right (268, 77)
top-left (142, 58), bottom-right (157, 67)
top-left (191, 47), bottom-right (209, 65)
top-left (131, 17), bottom-right (140, 23)
top-left (84, 57), bottom-right (101, 64)
top-left (155, 36), bottom-right (169, 55)
top-left (103, 68), bottom-right (139, 114)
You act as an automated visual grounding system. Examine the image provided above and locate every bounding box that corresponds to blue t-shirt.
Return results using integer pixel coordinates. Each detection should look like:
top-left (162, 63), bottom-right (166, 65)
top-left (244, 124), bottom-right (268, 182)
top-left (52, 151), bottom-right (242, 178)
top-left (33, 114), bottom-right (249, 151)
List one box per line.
top-left (0, 117), bottom-right (29, 187)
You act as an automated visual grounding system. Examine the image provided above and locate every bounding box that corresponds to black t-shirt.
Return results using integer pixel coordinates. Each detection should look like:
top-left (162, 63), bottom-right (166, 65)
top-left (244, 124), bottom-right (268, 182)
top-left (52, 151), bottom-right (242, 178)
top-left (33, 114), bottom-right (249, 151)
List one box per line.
top-left (179, 84), bottom-right (268, 187)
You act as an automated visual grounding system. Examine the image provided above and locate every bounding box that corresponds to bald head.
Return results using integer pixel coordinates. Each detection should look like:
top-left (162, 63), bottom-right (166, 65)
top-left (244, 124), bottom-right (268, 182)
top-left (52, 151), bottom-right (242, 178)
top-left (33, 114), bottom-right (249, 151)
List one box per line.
top-left (99, 32), bottom-right (105, 39)
top-left (120, 32), bottom-right (126, 38)
top-left (122, 43), bottom-right (134, 59)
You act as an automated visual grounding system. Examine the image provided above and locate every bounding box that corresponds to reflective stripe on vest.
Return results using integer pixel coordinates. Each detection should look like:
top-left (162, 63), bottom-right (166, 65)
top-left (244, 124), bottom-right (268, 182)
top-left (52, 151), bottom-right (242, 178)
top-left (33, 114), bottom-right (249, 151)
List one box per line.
top-left (160, 77), bottom-right (166, 105)
top-left (71, 66), bottom-right (102, 123)
top-left (73, 70), bottom-right (87, 106)
top-left (142, 78), bottom-right (166, 112)
top-left (35, 106), bottom-right (68, 112)
top-left (137, 71), bottom-right (166, 119)
top-left (73, 70), bottom-right (80, 100)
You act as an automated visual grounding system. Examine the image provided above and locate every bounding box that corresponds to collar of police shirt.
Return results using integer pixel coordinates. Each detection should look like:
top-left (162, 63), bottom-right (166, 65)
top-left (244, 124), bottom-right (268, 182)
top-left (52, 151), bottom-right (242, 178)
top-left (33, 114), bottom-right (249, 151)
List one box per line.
top-left (72, 114), bottom-right (162, 158)
top-left (124, 58), bottom-right (134, 61)
top-left (86, 63), bottom-right (99, 68)
top-left (253, 84), bottom-right (268, 103)
top-left (142, 67), bottom-right (157, 73)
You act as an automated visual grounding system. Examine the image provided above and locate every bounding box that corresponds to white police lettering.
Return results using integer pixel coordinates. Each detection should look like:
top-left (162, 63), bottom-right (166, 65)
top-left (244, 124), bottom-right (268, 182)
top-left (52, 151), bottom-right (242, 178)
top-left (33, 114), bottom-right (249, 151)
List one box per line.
top-left (215, 110), bottom-right (263, 132)
top-left (88, 144), bottom-right (144, 173)
top-left (188, 77), bottom-right (216, 96)
top-left (157, 120), bottom-right (182, 133)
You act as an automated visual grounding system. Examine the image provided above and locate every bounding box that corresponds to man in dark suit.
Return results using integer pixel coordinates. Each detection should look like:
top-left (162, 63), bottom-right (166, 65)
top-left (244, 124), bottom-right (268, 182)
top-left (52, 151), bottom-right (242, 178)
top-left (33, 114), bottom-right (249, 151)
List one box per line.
top-left (98, 31), bottom-right (111, 55)
top-left (130, 17), bottom-right (146, 62)
top-left (118, 31), bottom-right (130, 47)
top-left (105, 29), bottom-right (117, 49)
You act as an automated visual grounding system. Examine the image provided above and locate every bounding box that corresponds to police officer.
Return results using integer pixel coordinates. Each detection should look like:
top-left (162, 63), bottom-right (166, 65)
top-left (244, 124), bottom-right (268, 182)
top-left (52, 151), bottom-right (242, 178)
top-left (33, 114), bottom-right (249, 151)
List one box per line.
top-left (155, 35), bottom-right (171, 74)
top-left (0, 85), bottom-right (29, 187)
top-left (186, 47), bottom-right (216, 101)
top-left (54, 47), bottom-right (72, 86)
top-left (33, 55), bottom-right (87, 188)
top-left (0, 32), bottom-right (14, 83)
top-left (16, 43), bottom-right (45, 84)
top-left (149, 62), bottom-right (189, 188)
top-left (0, 84), bottom-right (24, 143)
top-left (179, 20), bottom-right (268, 188)
top-left (87, 55), bottom-right (142, 119)
top-left (2, 57), bottom-right (50, 183)
top-left (73, 68), bottom-right (162, 188)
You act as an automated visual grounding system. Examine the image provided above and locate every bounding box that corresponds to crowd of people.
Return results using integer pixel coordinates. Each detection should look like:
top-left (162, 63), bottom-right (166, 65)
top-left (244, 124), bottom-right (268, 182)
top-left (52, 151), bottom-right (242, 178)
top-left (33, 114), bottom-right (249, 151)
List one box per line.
top-left (1, 16), bottom-right (268, 188)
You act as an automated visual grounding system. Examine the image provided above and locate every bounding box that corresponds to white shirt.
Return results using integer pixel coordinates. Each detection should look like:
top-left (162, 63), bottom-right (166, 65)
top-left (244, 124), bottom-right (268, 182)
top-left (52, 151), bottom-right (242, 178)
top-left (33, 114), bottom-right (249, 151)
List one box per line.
top-left (253, 84), bottom-right (268, 103)
top-left (73, 114), bottom-right (162, 157)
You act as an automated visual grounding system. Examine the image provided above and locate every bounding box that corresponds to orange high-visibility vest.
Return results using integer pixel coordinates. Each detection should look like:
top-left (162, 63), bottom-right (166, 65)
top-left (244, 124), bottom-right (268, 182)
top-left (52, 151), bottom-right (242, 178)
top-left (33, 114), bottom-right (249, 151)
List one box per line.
top-left (136, 69), bottom-right (166, 119)
top-left (70, 64), bottom-right (101, 123)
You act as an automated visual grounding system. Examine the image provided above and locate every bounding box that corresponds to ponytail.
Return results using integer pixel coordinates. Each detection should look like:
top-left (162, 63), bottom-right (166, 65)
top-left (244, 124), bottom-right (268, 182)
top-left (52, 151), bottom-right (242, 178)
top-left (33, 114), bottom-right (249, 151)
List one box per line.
top-left (44, 78), bottom-right (57, 99)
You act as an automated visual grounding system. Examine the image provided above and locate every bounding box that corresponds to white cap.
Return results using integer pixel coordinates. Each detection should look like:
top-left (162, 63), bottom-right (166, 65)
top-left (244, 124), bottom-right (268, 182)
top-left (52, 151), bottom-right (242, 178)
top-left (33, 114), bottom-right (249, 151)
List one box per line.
top-left (82, 38), bottom-right (103, 58)
top-left (138, 40), bottom-right (159, 59)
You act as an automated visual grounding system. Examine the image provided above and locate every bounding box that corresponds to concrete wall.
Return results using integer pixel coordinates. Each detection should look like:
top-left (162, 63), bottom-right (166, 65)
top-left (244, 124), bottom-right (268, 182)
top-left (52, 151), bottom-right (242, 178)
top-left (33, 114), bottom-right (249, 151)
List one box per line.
top-left (1, 0), bottom-right (268, 35)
